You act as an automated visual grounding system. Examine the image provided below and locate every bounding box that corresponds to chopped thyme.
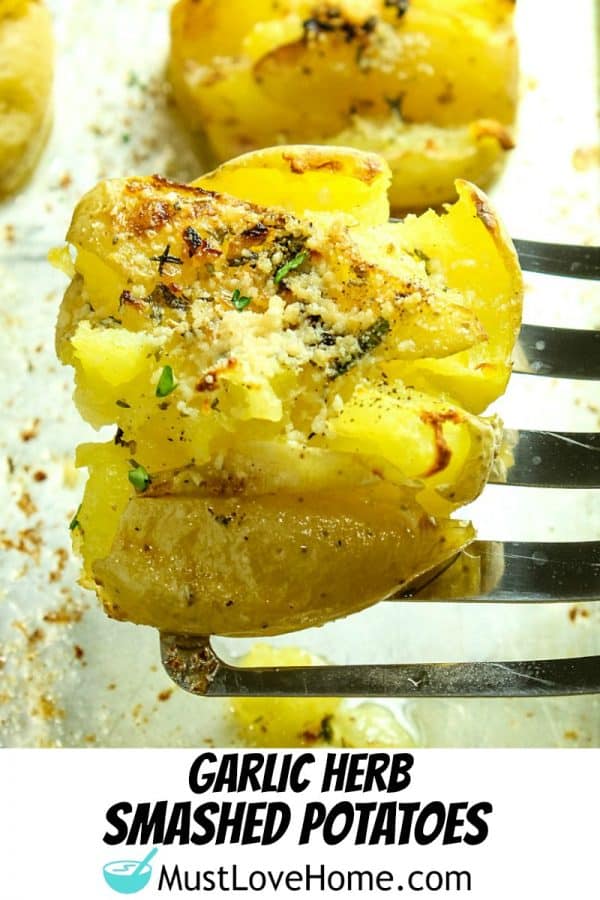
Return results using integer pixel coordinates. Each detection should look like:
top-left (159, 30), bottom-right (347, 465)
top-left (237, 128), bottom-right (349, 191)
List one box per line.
top-left (151, 244), bottom-right (183, 275)
top-left (320, 715), bottom-right (334, 744)
top-left (385, 94), bottom-right (405, 116)
top-left (331, 317), bottom-right (391, 378)
top-left (116, 399), bottom-right (131, 409)
top-left (128, 463), bottom-right (151, 493)
top-left (384, 0), bottom-right (409, 17)
top-left (412, 247), bottom-right (431, 274)
top-left (231, 289), bottom-right (252, 311)
top-left (358, 317), bottom-right (392, 353)
top-left (69, 505), bottom-right (82, 532)
top-left (114, 427), bottom-right (126, 446)
top-left (227, 252), bottom-right (258, 268)
top-left (156, 365), bottom-right (177, 398)
top-left (274, 250), bottom-right (309, 284)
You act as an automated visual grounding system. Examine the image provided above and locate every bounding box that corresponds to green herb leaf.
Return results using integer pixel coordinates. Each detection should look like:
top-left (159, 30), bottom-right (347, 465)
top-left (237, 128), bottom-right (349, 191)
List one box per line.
top-left (274, 250), bottom-right (309, 284)
top-left (128, 464), bottom-right (151, 493)
top-left (69, 505), bottom-right (82, 532)
top-left (231, 288), bottom-right (252, 311)
top-left (331, 317), bottom-right (391, 378)
top-left (156, 365), bottom-right (177, 398)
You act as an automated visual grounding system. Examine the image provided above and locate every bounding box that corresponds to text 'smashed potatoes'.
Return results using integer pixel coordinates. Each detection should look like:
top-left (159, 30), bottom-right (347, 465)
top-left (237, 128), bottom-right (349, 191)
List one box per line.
top-left (169, 0), bottom-right (518, 210)
top-left (54, 145), bottom-right (522, 637)
top-left (0, 0), bottom-right (53, 196)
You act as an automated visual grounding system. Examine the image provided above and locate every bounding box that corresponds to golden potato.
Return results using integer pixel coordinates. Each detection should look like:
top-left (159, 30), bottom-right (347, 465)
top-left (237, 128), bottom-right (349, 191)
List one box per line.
top-left (0, 0), bottom-right (53, 196)
top-left (55, 145), bottom-right (522, 636)
top-left (169, 0), bottom-right (517, 210)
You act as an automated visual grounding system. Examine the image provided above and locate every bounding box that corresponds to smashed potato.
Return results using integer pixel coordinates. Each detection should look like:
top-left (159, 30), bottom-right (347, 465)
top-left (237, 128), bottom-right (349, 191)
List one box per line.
top-left (169, 0), bottom-right (517, 210)
top-left (0, 0), bottom-right (53, 196)
top-left (55, 145), bottom-right (522, 636)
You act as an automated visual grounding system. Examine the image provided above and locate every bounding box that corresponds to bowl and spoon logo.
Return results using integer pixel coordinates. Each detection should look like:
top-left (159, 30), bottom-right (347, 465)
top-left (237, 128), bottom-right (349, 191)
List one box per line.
top-left (103, 847), bottom-right (158, 894)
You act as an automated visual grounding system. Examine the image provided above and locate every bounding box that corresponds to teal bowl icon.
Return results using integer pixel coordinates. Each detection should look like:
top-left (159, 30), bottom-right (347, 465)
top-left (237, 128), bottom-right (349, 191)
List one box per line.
top-left (103, 860), bottom-right (153, 894)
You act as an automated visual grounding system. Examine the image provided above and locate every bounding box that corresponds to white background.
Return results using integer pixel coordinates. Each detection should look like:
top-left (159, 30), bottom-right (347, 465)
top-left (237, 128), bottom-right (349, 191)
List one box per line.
top-left (0, 750), bottom-right (598, 899)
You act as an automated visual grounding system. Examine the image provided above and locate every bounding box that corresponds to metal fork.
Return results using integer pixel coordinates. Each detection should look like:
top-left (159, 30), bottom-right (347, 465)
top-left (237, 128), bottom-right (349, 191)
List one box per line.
top-left (160, 239), bottom-right (600, 698)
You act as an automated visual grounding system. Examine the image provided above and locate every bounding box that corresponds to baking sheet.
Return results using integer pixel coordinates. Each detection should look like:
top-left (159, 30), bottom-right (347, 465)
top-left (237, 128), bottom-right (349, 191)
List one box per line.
top-left (0, 0), bottom-right (598, 748)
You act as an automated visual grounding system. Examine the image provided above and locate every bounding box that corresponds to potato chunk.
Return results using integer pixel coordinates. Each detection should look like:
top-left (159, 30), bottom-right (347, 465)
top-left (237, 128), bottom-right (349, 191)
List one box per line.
top-left (169, 0), bottom-right (517, 209)
top-left (0, 0), bottom-right (53, 196)
top-left (55, 145), bottom-right (522, 637)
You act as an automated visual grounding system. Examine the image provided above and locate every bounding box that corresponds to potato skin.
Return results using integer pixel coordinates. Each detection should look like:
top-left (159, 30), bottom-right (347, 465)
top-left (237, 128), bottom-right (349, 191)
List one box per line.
top-left (0, 0), bottom-right (53, 196)
top-left (93, 489), bottom-right (473, 636)
top-left (169, 0), bottom-right (518, 209)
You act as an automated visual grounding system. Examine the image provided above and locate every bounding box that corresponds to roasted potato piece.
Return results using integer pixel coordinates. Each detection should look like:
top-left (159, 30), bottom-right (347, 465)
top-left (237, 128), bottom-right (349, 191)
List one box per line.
top-left (0, 0), bottom-right (53, 196)
top-left (55, 145), bottom-right (522, 636)
top-left (169, 0), bottom-right (517, 210)
top-left (92, 483), bottom-right (473, 635)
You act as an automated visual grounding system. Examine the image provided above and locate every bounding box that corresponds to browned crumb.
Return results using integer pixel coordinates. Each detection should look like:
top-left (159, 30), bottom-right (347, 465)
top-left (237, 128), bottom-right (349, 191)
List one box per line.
top-left (43, 599), bottom-right (83, 625)
top-left (107, 683), bottom-right (117, 691)
top-left (84, 734), bottom-right (97, 743)
top-left (74, 644), bottom-right (85, 661)
top-left (58, 172), bottom-right (73, 189)
top-left (0, 525), bottom-right (43, 563)
top-left (49, 547), bottom-right (69, 584)
top-left (4, 223), bottom-right (15, 242)
top-left (33, 470), bottom-right (48, 482)
top-left (564, 730), bottom-right (578, 741)
top-left (157, 689), bottom-right (174, 702)
top-left (17, 492), bottom-right (38, 517)
top-left (13, 622), bottom-right (45, 647)
top-left (568, 605), bottom-right (590, 623)
top-left (20, 418), bottom-right (40, 442)
top-left (33, 695), bottom-right (64, 721)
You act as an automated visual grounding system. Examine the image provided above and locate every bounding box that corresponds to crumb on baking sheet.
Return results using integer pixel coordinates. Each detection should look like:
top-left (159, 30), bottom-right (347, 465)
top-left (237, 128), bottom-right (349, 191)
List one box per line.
top-left (568, 605), bottom-right (590, 623)
top-left (0, 524), bottom-right (43, 564)
top-left (17, 492), bottom-right (38, 517)
top-left (42, 598), bottom-right (84, 625)
top-left (33, 695), bottom-right (65, 721)
top-left (49, 547), bottom-right (70, 584)
top-left (20, 418), bottom-right (40, 442)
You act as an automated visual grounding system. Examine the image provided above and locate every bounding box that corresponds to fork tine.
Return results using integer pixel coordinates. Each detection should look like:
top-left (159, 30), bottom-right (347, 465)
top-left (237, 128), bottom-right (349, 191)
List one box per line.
top-left (159, 634), bottom-right (600, 698)
top-left (160, 236), bottom-right (600, 700)
top-left (490, 430), bottom-right (600, 488)
top-left (512, 239), bottom-right (600, 279)
top-left (515, 324), bottom-right (600, 380)
top-left (393, 540), bottom-right (600, 602)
